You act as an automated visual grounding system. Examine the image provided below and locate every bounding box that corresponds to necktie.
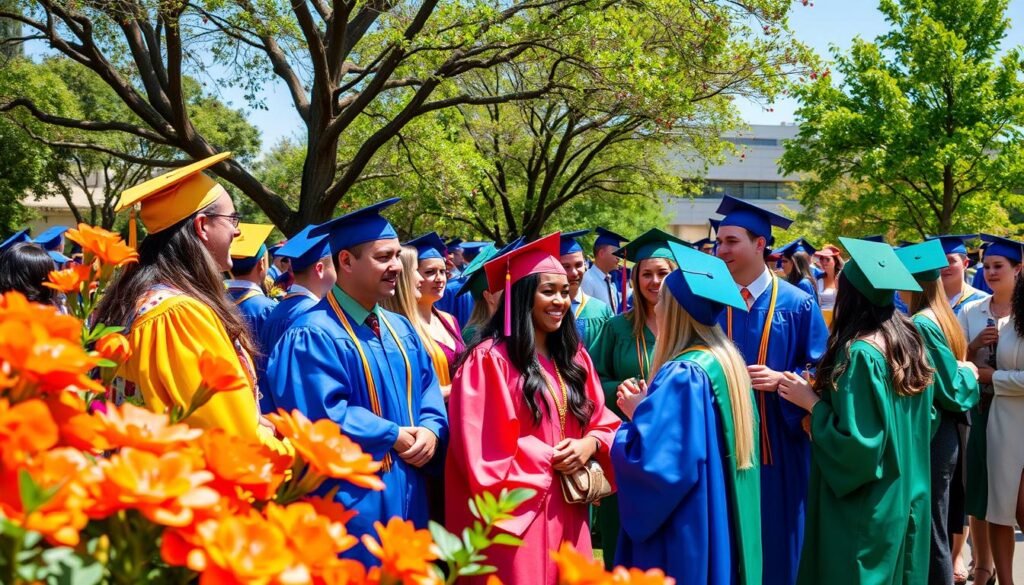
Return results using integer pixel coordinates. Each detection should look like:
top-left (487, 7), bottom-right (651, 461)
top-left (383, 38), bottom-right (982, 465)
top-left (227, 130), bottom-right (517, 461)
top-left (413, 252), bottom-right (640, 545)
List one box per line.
top-left (741, 287), bottom-right (755, 310)
top-left (365, 313), bottom-right (381, 339)
top-left (605, 274), bottom-right (616, 312)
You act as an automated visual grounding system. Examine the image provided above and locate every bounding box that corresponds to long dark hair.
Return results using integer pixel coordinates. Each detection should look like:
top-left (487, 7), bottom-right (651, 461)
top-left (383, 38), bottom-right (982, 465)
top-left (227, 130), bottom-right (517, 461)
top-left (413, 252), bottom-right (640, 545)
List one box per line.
top-left (0, 242), bottom-right (57, 305)
top-left (1013, 272), bottom-right (1024, 338)
top-left (94, 211), bottom-right (257, 357)
top-left (467, 273), bottom-right (594, 428)
top-left (787, 251), bottom-right (819, 302)
top-left (815, 271), bottom-right (932, 397)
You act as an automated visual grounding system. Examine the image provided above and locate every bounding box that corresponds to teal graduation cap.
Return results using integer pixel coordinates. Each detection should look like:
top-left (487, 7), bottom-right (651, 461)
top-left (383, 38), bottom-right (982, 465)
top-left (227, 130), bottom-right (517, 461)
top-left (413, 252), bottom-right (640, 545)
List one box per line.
top-left (839, 237), bottom-right (922, 307)
top-left (405, 232), bottom-right (448, 261)
top-left (614, 228), bottom-right (690, 262)
top-left (275, 224), bottom-right (332, 272)
top-left (981, 234), bottom-right (1024, 263)
top-left (457, 238), bottom-right (523, 299)
top-left (716, 195), bottom-right (793, 239)
top-left (895, 239), bottom-right (947, 282)
top-left (559, 229), bottom-right (592, 256)
top-left (311, 198), bottom-right (400, 254)
top-left (663, 240), bottom-right (747, 326)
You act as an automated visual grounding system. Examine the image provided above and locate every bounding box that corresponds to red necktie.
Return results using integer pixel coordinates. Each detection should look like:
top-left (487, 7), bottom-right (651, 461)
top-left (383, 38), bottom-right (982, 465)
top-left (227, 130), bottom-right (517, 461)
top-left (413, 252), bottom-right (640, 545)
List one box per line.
top-left (741, 287), bottom-right (754, 310)
top-left (365, 313), bottom-right (381, 339)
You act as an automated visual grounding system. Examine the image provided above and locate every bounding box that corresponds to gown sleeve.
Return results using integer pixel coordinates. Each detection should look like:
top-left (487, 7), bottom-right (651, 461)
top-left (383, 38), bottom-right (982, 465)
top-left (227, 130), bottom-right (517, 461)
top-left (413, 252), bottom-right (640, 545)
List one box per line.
top-left (916, 318), bottom-right (980, 412)
top-left (781, 295), bottom-right (829, 434)
top-left (590, 320), bottom-right (627, 419)
top-left (576, 348), bottom-right (621, 480)
top-left (611, 361), bottom-right (708, 541)
top-left (808, 345), bottom-right (891, 498)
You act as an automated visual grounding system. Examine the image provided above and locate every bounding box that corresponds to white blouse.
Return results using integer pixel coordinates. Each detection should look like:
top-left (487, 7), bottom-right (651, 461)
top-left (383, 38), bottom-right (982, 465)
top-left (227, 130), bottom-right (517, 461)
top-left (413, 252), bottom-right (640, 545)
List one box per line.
top-left (816, 277), bottom-right (837, 311)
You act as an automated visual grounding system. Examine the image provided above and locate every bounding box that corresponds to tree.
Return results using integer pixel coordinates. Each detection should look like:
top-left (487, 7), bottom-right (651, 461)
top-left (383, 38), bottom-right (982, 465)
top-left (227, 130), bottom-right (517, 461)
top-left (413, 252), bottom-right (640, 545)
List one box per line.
top-left (1, 0), bottom-right (809, 235)
top-left (780, 0), bottom-right (1024, 238)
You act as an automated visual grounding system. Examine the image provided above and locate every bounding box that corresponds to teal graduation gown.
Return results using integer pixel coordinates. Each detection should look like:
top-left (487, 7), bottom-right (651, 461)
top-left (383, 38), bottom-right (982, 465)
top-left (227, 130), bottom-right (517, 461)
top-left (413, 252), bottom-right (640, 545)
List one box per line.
top-left (572, 293), bottom-right (613, 350)
top-left (265, 293), bottom-right (449, 566)
top-left (717, 275), bottom-right (827, 585)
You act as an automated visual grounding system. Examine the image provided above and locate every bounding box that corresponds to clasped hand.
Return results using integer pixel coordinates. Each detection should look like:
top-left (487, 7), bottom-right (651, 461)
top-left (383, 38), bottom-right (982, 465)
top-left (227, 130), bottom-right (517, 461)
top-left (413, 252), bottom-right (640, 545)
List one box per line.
top-left (777, 371), bottom-right (820, 413)
top-left (616, 377), bottom-right (648, 420)
top-left (553, 437), bottom-right (598, 474)
top-left (393, 426), bottom-right (438, 468)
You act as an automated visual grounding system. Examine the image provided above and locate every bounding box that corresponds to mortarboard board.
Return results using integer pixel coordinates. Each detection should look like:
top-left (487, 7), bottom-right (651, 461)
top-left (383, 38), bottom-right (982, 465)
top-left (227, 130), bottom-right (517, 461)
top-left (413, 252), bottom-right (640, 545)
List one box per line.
top-left (484, 233), bottom-right (566, 336)
top-left (663, 241), bottom-right (747, 326)
top-left (47, 250), bottom-right (71, 265)
top-left (860, 234), bottom-right (886, 243)
top-left (926, 234), bottom-right (978, 256)
top-left (715, 195), bottom-right (793, 239)
top-left (981, 234), bottom-right (1024, 263)
top-left (446, 238), bottom-right (465, 252)
top-left (116, 152), bottom-right (232, 234)
top-left (274, 224), bottom-right (331, 272)
top-left (614, 228), bottom-right (690, 262)
top-left (594, 227), bottom-right (629, 249)
top-left (33, 225), bottom-right (70, 250)
top-left (405, 232), bottom-right (448, 261)
top-left (709, 219), bottom-right (722, 234)
top-left (559, 229), bottom-right (592, 256)
top-left (693, 237), bottom-right (715, 251)
top-left (0, 229), bottom-right (31, 252)
top-left (895, 239), bottom-right (947, 282)
top-left (268, 241), bottom-right (287, 257)
top-left (460, 242), bottom-right (492, 260)
top-left (839, 237), bottom-right (922, 307)
top-left (311, 198), bottom-right (400, 254)
top-left (457, 239), bottom-right (523, 299)
top-left (229, 223), bottom-right (275, 273)
top-left (773, 237), bottom-right (817, 258)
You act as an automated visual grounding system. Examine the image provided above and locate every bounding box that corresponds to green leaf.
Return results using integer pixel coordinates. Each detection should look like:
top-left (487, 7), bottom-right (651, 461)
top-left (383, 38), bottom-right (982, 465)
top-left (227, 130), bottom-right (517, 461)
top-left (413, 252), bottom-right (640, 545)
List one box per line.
top-left (459, 563), bottom-right (499, 576)
top-left (18, 470), bottom-right (60, 515)
top-left (492, 533), bottom-right (524, 547)
top-left (428, 521), bottom-right (463, 560)
top-left (499, 487), bottom-right (536, 511)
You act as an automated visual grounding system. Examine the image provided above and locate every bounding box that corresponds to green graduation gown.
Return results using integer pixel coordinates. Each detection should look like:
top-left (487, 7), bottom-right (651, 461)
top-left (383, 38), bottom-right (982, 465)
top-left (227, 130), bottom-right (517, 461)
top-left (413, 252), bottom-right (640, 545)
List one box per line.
top-left (799, 340), bottom-right (932, 585)
top-left (573, 293), bottom-right (613, 351)
top-left (590, 313), bottom-right (656, 567)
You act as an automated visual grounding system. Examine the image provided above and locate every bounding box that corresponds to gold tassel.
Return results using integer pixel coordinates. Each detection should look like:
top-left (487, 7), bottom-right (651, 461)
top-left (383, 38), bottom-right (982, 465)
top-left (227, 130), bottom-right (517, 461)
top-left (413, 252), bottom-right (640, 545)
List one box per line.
top-left (128, 207), bottom-right (138, 249)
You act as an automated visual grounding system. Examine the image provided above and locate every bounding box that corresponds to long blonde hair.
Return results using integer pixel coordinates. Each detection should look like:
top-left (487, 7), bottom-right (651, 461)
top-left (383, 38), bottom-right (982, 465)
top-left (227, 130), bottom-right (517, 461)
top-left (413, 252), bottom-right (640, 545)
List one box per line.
top-left (907, 278), bottom-right (968, 359)
top-left (626, 257), bottom-right (676, 340)
top-left (651, 287), bottom-right (755, 469)
top-left (381, 246), bottom-right (432, 345)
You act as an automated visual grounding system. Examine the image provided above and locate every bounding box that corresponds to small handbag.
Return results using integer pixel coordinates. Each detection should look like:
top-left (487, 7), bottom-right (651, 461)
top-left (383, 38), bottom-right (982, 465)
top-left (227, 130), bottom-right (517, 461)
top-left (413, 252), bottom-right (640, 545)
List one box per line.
top-left (559, 459), bottom-right (612, 505)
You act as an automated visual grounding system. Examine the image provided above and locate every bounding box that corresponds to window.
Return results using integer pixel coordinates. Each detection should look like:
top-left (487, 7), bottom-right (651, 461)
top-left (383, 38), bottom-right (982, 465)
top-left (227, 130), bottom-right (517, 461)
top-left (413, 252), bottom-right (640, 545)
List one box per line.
top-left (699, 181), bottom-right (792, 200)
top-left (725, 137), bottom-right (780, 147)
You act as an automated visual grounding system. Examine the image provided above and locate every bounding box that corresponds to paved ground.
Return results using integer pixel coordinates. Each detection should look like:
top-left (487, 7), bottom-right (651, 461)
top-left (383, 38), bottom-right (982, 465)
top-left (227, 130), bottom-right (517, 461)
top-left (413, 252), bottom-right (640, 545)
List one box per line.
top-left (961, 528), bottom-right (1024, 583)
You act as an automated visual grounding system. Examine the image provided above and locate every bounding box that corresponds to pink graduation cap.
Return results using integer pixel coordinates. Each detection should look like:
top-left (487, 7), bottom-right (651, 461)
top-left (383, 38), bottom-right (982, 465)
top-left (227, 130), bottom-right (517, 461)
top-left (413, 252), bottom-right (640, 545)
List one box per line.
top-left (484, 232), bottom-right (566, 336)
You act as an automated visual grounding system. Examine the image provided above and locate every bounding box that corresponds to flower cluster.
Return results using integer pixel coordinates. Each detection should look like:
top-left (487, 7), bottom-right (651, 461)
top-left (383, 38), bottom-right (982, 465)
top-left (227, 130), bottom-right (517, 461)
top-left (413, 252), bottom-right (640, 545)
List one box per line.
top-left (551, 543), bottom-right (676, 585)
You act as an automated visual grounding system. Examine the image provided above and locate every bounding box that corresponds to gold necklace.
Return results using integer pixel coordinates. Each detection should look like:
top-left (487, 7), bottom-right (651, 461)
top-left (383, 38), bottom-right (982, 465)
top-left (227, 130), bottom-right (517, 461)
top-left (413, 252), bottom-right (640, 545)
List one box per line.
top-left (542, 362), bottom-right (568, 439)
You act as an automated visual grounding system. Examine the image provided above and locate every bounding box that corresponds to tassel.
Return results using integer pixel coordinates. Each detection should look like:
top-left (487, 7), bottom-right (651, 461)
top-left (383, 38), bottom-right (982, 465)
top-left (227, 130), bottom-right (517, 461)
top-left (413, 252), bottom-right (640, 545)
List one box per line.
top-left (128, 207), bottom-right (138, 249)
top-left (503, 268), bottom-right (512, 337)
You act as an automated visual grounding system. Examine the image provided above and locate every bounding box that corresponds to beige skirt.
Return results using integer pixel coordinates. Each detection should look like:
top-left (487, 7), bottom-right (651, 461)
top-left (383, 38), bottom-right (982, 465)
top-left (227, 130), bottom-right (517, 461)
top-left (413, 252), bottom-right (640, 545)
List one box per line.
top-left (985, 395), bottom-right (1024, 526)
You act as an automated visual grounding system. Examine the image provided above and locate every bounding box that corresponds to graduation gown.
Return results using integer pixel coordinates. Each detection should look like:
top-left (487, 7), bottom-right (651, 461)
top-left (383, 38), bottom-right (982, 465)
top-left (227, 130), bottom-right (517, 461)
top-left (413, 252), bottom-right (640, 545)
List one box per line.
top-left (257, 287), bottom-right (318, 414)
top-left (445, 340), bottom-right (621, 585)
top-left (613, 348), bottom-right (762, 585)
top-left (799, 341), bottom-right (932, 585)
top-left (793, 278), bottom-right (817, 303)
top-left (572, 293), bottom-right (613, 351)
top-left (589, 313), bottom-right (655, 566)
top-left (436, 276), bottom-right (474, 328)
top-left (265, 289), bottom-right (448, 566)
top-left (226, 282), bottom-right (277, 350)
top-left (717, 275), bottom-right (827, 585)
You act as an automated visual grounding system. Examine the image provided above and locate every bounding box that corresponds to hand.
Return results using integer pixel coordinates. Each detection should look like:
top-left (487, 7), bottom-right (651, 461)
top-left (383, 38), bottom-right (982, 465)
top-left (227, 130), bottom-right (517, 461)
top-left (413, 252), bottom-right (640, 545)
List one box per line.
top-left (747, 365), bottom-right (784, 392)
top-left (801, 415), bottom-right (812, 438)
top-left (778, 372), bottom-right (820, 413)
top-left (393, 427), bottom-right (416, 452)
top-left (977, 366), bottom-right (994, 385)
top-left (552, 437), bottom-right (598, 473)
top-left (398, 427), bottom-right (438, 468)
top-left (958, 360), bottom-right (979, 378)
top-left (970, 326), bottom-right (999, 351)
top-left (616, 378), bottom-right (648, 421)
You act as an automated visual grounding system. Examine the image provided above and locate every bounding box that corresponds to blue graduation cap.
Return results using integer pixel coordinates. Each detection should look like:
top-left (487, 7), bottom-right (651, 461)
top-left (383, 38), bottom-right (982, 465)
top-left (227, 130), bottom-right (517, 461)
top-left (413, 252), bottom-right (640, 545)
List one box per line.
top-left (0, 229), bottom-right (30, 252)
top-left (693, 238), bottom-right (715, 251)
top-left (446, 237), bottom-right (465, 252)
top-left (594, 227), bottom-right (629, 249)
top-left (47, 250), bottom-right (71, 265)
top-left (773, 237), bottom-right (817, 258)
top-left (311, 198), bottom-right (400, 254)
top-left (275, 224), bottom-right (331, 272)
top-left (981, 234), bottom-right (1024, 263)
top-left (926, 234), bottom-right (978, 256)
top-left (33, 225), bottom-right (70, 250)
top-left (559, 229), bottom-right (591, 256)
top-left (268, 240), bottom-right (287, 257)
top-left (457, 238), bottom-right (523, 299)
top-left (709, 219), bottom-right (722, 234)
top-left (663, 241), bottom-right (747, 326)
top-left (460, 241), bottom-right (493, 260)
top-left (715, 195), bottom-right (793, 239)
top-left (405, 232), bottom-right (448, 261)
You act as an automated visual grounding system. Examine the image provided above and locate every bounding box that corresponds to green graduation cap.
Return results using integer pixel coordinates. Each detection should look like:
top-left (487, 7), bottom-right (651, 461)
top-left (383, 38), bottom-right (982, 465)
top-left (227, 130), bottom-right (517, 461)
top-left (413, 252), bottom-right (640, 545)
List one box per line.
top-left (614, 228), bottom-right (691, 263)
top-left (457, 238), bottom-right (523, 300)
top-left (664, 241), bottom-right (747, 325)
top-left (839, 237), bottom-right (922, 307)
top-left (895, 239), bottom-right (947, 282)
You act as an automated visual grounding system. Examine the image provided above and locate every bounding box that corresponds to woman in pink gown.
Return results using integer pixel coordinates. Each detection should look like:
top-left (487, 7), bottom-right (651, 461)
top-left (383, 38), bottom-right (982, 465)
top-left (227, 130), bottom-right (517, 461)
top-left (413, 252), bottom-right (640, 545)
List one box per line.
top-left (445, 233), bottom-right (621, 584)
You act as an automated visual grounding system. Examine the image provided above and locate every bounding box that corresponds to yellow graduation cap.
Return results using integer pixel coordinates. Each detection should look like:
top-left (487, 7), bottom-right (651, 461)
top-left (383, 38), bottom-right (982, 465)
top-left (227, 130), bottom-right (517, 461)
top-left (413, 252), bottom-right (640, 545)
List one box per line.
top-left (116, 152), bottom-right (232, 234)
top-left (230, 223), bottom-right (275, 259)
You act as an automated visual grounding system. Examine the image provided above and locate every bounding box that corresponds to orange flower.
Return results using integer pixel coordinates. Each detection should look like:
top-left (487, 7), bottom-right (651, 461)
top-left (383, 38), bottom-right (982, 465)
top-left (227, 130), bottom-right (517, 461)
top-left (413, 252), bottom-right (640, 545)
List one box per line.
top-left (265, 501), bottom-right (358, 569)
top-left (65, 223), bottom-right (138, 267)
top-left (361, 517), bottom-right (441, 585)
top-left (95, 332), bottom-right (132, 364)
top-left (0, 398), bottom-right (59, 467)
top-left (551, 542), bottom-right (610, 585)
top-left (43, 264), bottom-right (92, 294)
top-left (0, 447), bottom-right (95, 547)
top-left (317, 559), bottom-right (377, 585)
top-left (199, 429), bottom-right (292, 501)
top-left (89, 447), bottom-right (219, 526)
top-left (65, 402), bottom-right (202, 454)
top-left (608, 567), bottom-right (675, 585)
top-left (0, 291), bottom-right (82, 342)
top-left (268, 409), bottom-right (384, 491)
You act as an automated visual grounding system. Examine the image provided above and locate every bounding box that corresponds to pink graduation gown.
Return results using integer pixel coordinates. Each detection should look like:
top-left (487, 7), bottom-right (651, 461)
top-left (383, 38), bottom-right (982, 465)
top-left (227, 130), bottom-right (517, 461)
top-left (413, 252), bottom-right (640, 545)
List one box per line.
top-left (445, 339), bottom-right (621, 584)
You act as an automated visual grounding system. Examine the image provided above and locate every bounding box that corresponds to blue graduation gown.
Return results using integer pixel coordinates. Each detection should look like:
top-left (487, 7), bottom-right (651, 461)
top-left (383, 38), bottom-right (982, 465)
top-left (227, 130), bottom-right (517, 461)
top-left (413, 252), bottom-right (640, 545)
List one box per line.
top-left (972, 267), bottom-right (992, 294)
top-left (436, 276), bottom-right (474, 328)
top-left (717, 277), bottom-right (827, 585)
top-left (794, 278), bottom-right (817, 303)
top-left (257, 291), bottom-right (318, 413)
top-left (265, 299), bottom-right (449, 566)
top-left (227, 286), bottom-right (277, 350)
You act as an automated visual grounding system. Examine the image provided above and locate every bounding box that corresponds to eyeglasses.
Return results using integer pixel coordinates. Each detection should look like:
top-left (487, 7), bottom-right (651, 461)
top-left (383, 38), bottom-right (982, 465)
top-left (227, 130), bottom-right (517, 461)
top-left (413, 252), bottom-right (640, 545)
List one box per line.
top-left (203, 213), bottom-right (242, 227)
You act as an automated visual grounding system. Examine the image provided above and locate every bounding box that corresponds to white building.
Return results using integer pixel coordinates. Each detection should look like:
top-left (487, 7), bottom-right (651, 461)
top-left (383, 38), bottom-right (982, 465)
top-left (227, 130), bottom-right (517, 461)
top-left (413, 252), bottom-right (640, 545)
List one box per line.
top-left (665, 123), bottom-right (802, 242)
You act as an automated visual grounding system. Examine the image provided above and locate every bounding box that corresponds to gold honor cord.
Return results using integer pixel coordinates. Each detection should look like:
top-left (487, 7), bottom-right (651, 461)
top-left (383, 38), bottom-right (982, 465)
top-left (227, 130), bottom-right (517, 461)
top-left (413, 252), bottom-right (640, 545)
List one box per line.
top-left (574, 292), bottom-right (590, 318)
top-left (635, 333), bottom-right (651, 381)
top-left (229, 289), bottom-right (261, 306)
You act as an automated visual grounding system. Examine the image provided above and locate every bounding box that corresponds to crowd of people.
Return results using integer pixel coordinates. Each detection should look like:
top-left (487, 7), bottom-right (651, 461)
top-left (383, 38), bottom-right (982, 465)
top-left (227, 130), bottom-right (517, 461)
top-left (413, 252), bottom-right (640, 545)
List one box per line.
top-left (1, 152), bottom-right (1022, 585)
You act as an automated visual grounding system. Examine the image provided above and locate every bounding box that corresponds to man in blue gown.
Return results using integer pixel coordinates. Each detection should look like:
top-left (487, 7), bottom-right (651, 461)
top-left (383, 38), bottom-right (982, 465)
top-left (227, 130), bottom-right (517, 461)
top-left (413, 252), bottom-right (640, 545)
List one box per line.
top-left (225, 223), bottom-right (278, 350)
top-left (713, 195), bottom-right (828, 585)
top-left (265, 199), bottom-right (448, 566)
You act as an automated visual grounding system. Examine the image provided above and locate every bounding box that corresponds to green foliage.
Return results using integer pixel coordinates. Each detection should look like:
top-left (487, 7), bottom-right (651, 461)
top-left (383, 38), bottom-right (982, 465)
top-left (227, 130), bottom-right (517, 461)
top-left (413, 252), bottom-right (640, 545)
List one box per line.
top-left (781, 0), bottom-right (1024, 238)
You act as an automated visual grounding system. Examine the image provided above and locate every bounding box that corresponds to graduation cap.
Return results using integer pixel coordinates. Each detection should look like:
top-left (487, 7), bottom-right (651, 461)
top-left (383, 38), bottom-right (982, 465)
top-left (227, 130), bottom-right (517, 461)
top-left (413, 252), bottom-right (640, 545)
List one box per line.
top-left (693, 237), bottom-right (715, 251)
top-left (274, 224), bottom-right (331, 272)
top-left (446, 238), bottom-right (465, 252)
top-left (772, 237), bottom-right (817, 259)
top-left (311, 198), bottom-right (400, 254)
top-left (860, 234), bottom-right (887, 243)
top-left (895, 239), bottom-right (947, 282)
top-left (663, 241), bottom-right (747, 326)
top-left (484, 233), bottom-right (565, 336)
top-left (33, 226), bottom-right (70, 250)
top-left (559, 229), bottom-right (592, 256)
top-left (268, 240), bottom-right (287, 257)
top-left (715, 195), bottom-right (793, 239)
top-left (47, 250), bottom-right (71, 265)
top-left (460, 242), bottom-right (493, 260)
top-left (116, 152), bottom-right (232, 234)
top-left (839, 237), bottom-right (922, 307)
top-left (981, 234), bottom-right (1024, 263)
top-left (0, 229), bottom-right (30, 252)
top-left (614, 228), bottom-right (690, 262)
top-left (405, 232), bottom-right (448, 261)
top-left (229, 223), bottom-right (275, 274)
top-left (457, 239), bottom-right (522, 299)
top-left (709, 219), bottom-right (722, 234)
top-left (594, 227), bottom-right (629, 249)
top-left (926, 234), bottom-right (978, 256)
